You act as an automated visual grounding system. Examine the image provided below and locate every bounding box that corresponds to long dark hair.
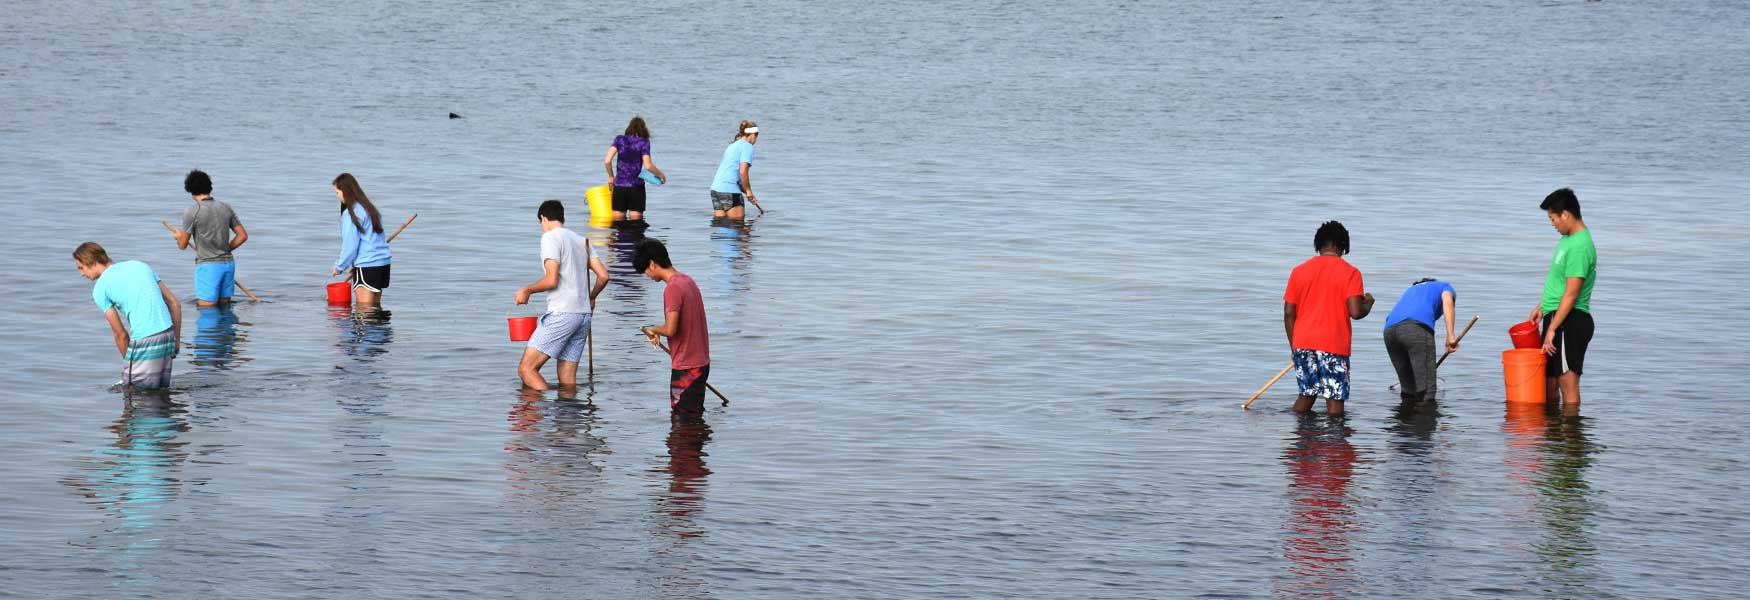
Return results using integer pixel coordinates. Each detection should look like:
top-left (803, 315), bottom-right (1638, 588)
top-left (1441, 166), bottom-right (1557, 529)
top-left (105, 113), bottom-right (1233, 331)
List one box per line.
top-left (625, 116), bottom-right (650, 140)
top-left (333, 173), bottom-right (384, 234)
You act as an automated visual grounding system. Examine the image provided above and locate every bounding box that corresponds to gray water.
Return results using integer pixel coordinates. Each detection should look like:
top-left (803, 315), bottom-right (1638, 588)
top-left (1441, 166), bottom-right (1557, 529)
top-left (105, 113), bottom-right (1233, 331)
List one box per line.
top-left (4, 1), bottom-right (1749, 598)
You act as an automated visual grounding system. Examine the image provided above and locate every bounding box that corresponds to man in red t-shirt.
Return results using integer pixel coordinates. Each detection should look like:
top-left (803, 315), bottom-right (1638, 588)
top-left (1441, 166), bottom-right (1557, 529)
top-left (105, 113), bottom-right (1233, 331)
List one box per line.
top-left (1283, 221), bottom-right (1375, 416)
top-left (635, 239), bottom-right (712, 421)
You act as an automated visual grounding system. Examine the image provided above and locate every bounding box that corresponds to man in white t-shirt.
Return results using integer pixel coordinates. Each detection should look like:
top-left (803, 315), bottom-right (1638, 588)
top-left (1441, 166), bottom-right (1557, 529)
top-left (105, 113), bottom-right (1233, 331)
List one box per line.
top-left (514, 200), bottom-right (609, 390)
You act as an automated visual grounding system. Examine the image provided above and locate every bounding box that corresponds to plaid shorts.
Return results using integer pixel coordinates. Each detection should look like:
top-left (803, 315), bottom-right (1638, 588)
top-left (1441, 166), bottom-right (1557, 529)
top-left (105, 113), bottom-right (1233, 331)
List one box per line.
top-left (1292, 349), bottom-right (1350, 401)
top-left (527, 312), bottom-right (591, 363)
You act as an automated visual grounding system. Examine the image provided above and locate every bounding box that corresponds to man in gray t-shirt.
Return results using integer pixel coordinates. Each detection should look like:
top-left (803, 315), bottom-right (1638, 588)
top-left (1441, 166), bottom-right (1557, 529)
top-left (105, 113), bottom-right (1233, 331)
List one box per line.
top-left (167, 170), bottom-right (249, 305)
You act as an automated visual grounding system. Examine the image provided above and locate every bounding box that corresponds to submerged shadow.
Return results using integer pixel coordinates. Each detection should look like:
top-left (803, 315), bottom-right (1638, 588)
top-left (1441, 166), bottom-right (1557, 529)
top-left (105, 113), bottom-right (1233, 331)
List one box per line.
top-left (1275, 414), bottom-right (1361, 600)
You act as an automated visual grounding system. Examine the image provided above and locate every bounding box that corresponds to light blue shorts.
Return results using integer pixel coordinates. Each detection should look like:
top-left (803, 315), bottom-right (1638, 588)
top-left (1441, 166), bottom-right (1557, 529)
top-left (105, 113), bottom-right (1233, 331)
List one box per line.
top-left (528, 312), bottom-right (591, 363)
top-left (194, 261), bottom-right (236, 303)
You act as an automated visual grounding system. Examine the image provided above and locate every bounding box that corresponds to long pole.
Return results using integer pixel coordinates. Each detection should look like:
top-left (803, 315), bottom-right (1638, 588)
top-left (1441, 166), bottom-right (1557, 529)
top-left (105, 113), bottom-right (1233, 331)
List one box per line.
top-left (1435, 315), bottom-right (1481, 368)
top-left (643, 334), bottom-right (729, 405)
top-left (387, 213), bottom-right (418, 243)
top-left (164, 220), bottom-right (259, 302)
top-left (1242, 363), bottom-right (1294, 410)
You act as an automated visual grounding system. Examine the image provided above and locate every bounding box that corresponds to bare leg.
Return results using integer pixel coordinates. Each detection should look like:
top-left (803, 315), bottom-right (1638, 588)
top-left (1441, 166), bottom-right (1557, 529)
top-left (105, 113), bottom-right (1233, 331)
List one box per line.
top-left (196, 299), bottom-right (218, 307)
top-left (1327, 398), bottom-right (1344, 417)
top-left (1558, 372), bottom-right (1581, 417)
top-left (627, 210), bottom-right (643, 220)
top-left (612, 210), bottom-right (626, 221)
top-left (727, 206), bottom-right (745, 220)
top-left (556, 360), bottom-right (579, 386)
top-left (354, 286), bottom-right (381, 307)
top-left (713, 209), bottom-right (728, 218)
top-left (1292, 395), bottom-right (1316, 413)
top-left (518, 346), bottom-right (552, 391)
top-left (1545, 377), bottom-right (1562, 411)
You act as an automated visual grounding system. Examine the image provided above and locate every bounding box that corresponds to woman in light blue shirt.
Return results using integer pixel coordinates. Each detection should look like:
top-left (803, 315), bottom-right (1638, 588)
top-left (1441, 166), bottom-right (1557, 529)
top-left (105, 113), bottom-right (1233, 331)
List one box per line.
top-left (710, 120), bottom-right (760, 220)
top-left (330, 173), bottom-right (392, 306)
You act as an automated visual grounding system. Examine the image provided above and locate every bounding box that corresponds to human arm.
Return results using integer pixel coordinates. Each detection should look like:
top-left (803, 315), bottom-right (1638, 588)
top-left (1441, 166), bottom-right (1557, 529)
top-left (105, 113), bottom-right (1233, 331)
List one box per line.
top-left (230, 223), bottom-right (248, 251)
top-left (587, 255), bottom-right (609, 310)
top-left (514, 259), bottom-right (562, 305)
top-left (105, 308), bottom-right (128, 356)
top-left (1541, 278), bottom-right (1584, 356)
top-left (643, 310), bottom-right (682, 341)
top-left (643, 154), bottom-right (666, 184)
top-left (333, 211), bottom-right (359, 275)
top-left (604, 146), bottom-right (618, 184)
top-left (738, 162), bottom-right (757, 205)
top-left (159, 281), bottom-right (182, 350)
top-left (1283, 302), bottom-right (1297, 349)
top-left (1442, 290), bottom-right (1458, 353)
top-left (170, 224), bottom-right (192, 250)
top-left (1347, 293), bottom-right (1375, 320)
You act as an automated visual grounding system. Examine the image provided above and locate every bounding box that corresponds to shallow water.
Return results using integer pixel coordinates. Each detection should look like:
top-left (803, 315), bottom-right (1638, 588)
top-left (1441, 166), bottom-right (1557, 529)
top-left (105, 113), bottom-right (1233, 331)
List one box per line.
top-left (3, 1), bottom-right (1749, 598)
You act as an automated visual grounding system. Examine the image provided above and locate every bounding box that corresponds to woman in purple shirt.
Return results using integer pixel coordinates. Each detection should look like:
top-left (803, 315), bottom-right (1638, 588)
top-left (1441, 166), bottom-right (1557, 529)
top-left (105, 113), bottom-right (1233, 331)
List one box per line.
top-left (603, 116), bottom-right (667, 221)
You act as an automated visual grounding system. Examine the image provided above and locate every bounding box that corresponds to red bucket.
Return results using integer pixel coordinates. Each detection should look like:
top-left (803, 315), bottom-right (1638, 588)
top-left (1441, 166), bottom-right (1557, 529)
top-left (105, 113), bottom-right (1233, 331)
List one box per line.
top-left (1509, 320), bottom-right (1541, 349)
top-left (508, 316), bottom-right (538, 342)
top-left (326, 281), bottom-right (352, 305)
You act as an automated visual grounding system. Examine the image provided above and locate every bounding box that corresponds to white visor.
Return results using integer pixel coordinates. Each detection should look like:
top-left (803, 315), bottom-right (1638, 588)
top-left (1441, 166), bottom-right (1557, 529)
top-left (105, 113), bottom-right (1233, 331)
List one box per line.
top-left (743, 126), bottom-right (759, 134)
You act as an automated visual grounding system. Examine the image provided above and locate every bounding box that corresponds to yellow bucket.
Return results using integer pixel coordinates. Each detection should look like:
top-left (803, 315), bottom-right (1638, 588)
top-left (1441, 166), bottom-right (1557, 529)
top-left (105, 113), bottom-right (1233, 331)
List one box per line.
top-left (586, 185), bottom-right (613, 221)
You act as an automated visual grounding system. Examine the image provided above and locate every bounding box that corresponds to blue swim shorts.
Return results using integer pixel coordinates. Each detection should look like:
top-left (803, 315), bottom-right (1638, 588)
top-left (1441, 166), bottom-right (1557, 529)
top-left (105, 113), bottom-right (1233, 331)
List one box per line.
top-left (1292, 349), bottom-right (1350, 401)
top-left (528, 312), bottom-right (591, 363)
top-left (194, 261), bottom-right (236, 303)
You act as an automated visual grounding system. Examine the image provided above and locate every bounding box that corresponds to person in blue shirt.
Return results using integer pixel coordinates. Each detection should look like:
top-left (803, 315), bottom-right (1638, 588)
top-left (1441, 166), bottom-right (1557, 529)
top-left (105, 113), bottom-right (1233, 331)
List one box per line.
top-left (75, 242), bottom-right (182, 390)
top-left (1381, 278), bottom-right (1458, 410)
top-left (330, 173), bottom-right (393, 307)
top-left (709, 120), bottom-right (761, 220)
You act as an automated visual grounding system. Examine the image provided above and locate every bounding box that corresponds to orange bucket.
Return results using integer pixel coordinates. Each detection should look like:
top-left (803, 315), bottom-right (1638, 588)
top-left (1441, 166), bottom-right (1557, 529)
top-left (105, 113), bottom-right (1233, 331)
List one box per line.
top-left (1509, 320), bottom-right (1541, 349)
top-left (326, 281), bottom-right (352, 305)
top-left (508, 316), bottom-right (538, 342)
top-left (1502, 348), bottom-right (1547, 405)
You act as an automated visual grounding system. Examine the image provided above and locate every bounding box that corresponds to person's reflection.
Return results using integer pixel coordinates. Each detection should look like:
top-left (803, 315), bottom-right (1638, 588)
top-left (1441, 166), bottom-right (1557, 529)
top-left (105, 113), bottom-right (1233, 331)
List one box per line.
top-left (1275, 414), bottom-right (1360, 600)
top-left (1380, 403), bottom-right (1445, 597)
top-left (62, 392), bottom-right (191, 540)
top-left (504, 386), bottom-right (608, 504)
top-left (708, 217), bottom-right (756, 309)
top-left (1503, 405), bottom-right (1601, 594)
top-left (189, 305), bottom-right (250, 369)
top-left (646, 418), bottom-right (713, 596)
top-left (330, 305), bottom-right (393, 359)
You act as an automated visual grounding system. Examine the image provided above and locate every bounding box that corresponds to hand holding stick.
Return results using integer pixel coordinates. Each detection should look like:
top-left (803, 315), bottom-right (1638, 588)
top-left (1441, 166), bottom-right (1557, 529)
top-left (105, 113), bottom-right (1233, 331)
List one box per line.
top-left (641, 328), bottom-right (729, 405)
top-left (1435, 315), bottom-right (1480, 368)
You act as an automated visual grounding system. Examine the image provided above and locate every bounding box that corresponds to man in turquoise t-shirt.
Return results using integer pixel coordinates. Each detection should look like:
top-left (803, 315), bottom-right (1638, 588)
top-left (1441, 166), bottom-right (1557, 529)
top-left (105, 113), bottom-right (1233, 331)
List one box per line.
top-left (1529, 188), bottom-right (1596, 417)
top-left (75, 242), bottom-right (182, 390)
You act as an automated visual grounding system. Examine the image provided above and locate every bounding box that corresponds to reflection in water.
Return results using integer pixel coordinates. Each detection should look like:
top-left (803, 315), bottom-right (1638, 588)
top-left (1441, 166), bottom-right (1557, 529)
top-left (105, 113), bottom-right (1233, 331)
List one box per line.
top-left (190, 305), bottom-right (250, 369)
top-left (708, 217), bottom-right (756, 305)
top-left (1380, 405), bottom-right (1448, 597)
top-left (646, 419), bottom-right (713, 597)
top-left (1504, 405), bottom-right (1602, 595)
top-left (330, 306), bottom-right (393, 360)
top-left (62, 392), bottom-right (191, 545)
top-left (1275, 415), bottom-right (1361, 600)
top-left (602, 221), bottom-right (651, 320)
top-left (504, 386), bottom-right (609, 491)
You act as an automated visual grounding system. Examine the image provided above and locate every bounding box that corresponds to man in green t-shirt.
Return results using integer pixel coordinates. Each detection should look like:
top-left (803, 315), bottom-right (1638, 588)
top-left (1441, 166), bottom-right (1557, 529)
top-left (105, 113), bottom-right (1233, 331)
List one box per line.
top-left (1528, 188), bottom-right (1596, 417)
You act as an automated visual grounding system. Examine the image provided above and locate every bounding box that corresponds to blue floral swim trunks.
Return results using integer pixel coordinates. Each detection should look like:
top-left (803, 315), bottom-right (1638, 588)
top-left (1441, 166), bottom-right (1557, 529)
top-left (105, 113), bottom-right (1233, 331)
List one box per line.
top-left (1292, 349), bottom-right (1350, 401)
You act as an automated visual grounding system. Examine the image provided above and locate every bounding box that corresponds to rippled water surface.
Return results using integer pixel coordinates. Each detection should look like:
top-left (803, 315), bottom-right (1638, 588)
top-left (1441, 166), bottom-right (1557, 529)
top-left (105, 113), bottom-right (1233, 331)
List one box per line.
top-left (3, 1), bottom-right (1749, 598)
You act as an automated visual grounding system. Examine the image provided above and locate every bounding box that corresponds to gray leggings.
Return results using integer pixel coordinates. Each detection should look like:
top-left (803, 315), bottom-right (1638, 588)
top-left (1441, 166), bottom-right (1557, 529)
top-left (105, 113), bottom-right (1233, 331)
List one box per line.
top-left (1384, 321), bottom-right (1436, 403)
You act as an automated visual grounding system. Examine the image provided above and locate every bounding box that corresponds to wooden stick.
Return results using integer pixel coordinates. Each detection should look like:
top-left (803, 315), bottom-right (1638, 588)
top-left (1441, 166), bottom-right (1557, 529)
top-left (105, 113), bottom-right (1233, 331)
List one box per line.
top-left (1435, 315), bottom-right (1481, 368)
top-left (1242, 363), bottom-right (1294, 410)
top-left (164, 221), bottom-right (259, 302)
top-left (387, 213), bottom-right (418, 243)
top-left (643, 333), bottom-right (729, 405)
top-left (587, 320), bottom-right (593, 380)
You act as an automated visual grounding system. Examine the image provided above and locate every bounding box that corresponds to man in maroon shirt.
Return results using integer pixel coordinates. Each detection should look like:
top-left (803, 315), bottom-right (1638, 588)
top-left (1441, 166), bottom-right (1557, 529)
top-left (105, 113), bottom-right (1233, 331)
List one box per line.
top-left (636, 239), bottom-right (711, 421)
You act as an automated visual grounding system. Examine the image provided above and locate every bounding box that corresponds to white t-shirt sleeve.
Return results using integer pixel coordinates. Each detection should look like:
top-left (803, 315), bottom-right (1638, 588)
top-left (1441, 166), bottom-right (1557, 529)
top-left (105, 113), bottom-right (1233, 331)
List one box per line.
top-left (539, 230), bottom-right (561, 264)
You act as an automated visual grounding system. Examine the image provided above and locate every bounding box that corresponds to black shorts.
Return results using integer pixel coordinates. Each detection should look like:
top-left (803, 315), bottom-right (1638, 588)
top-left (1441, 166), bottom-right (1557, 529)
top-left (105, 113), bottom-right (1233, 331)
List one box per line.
top-left (670, 365), bottom-right (710, 419)
top-left (351, 264), bottom-right (390, 293)
top-left (612, 185), bottom-right (646, 213)
top-left (1542, 309), bottom-right (1593, 377)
